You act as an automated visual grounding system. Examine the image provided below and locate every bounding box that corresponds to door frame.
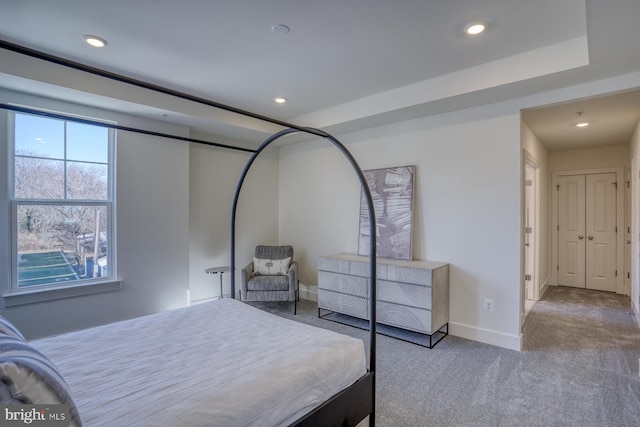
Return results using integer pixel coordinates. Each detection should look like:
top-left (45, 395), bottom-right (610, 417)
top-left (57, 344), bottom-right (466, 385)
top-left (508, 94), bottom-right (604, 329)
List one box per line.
top-left (523, 152), bottom-right (540, 301)
top-left (625, 167), bottom-right (631, 296)
top-left (551, 167), bottom-right (626, 294)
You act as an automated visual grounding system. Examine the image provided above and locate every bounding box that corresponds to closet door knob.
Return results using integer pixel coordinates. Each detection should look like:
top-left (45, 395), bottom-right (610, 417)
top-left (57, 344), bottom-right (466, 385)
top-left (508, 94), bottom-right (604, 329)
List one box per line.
top-left (578, 235), bottom-right (584, 240)
top-left (588, 235), bottom-right (594, 240)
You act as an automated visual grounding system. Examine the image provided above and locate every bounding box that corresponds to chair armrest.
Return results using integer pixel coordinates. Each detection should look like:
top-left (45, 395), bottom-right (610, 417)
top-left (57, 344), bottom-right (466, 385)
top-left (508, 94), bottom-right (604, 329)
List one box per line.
top-left (241, 262), bottom-right (254, 298)
top-left (288, 261), bottom-right (298, 300)
top-left (288, 261), bottom-right (298, 279)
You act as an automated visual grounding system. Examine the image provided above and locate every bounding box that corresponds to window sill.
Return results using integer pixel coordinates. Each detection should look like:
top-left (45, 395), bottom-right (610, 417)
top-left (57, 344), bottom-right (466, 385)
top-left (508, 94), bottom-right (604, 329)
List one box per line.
top-left (3, 280), bottom-right (122, 307)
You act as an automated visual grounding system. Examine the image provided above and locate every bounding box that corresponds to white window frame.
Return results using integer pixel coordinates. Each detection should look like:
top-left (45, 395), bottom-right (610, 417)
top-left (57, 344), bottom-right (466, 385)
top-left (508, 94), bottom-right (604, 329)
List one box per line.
top-left (4, 109), bottom-right (120, 306)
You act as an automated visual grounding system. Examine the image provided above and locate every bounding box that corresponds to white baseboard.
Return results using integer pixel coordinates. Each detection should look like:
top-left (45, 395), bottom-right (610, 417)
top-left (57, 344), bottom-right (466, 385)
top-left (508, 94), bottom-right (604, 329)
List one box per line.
top-left (189, 296), bottom-right (218, 306)
top-left (449, 321), bottom-right (522, 351)
top-left (299, 283), bottom-right (317, 302)
top-left (540, 277), bottom-right (550, 299)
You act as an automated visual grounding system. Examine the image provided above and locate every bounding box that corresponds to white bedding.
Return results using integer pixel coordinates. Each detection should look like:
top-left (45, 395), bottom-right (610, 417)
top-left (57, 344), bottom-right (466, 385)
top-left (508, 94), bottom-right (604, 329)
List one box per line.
top-left (32, 298), bottom-right (367, 426)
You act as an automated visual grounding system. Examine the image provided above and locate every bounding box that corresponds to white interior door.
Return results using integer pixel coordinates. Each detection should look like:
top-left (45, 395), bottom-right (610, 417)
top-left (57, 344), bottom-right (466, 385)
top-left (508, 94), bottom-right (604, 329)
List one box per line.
top-left (557, 173), bottom-right (617, 291)
top-left (558, 175), bottom-right (586, 288)
top-left (585, 173), bottom-right (617, 292)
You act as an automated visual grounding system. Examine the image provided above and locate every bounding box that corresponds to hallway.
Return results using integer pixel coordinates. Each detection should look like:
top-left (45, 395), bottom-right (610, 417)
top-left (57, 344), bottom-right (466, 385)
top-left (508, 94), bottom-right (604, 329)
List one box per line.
top-left (524, 285), bottom-right (639, 351)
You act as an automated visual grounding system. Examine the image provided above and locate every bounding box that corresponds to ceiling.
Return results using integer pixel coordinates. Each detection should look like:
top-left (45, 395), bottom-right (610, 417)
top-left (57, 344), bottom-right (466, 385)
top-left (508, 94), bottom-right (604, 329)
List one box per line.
top-left (522, 89), bottom-right (640, 151)
top-left (1, 0), bottom-right (639, 150)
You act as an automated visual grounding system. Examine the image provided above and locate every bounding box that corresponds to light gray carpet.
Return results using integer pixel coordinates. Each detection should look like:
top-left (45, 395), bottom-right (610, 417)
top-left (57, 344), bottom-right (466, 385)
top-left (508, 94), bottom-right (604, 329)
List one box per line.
top-left (250, 286), bottom-right (640, 426)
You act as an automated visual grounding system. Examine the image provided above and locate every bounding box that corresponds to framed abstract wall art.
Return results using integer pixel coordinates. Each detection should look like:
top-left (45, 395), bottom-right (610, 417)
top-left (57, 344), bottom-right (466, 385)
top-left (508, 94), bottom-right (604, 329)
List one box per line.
top-left (358, 165), bottom-right (415, 260)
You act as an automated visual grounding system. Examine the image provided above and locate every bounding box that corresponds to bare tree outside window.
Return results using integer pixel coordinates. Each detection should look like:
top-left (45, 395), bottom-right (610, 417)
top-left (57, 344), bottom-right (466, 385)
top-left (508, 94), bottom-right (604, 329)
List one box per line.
top-left (12, 112), bottom-right (113, 289)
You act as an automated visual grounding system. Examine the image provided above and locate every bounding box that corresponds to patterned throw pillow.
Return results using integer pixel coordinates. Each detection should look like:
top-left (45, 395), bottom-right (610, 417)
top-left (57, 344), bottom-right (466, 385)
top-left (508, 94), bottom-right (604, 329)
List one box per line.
top-left (0, 315), bottom-right (26, 342)
top-left (253, 257), bottom-right (291, 276)
top-left (0, 335), bottom-right (82, 426)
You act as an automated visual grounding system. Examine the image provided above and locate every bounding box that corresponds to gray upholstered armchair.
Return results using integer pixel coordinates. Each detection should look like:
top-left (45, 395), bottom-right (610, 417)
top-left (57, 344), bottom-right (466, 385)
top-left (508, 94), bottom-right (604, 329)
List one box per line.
top-left (240, 245), bottom-right (299, 314)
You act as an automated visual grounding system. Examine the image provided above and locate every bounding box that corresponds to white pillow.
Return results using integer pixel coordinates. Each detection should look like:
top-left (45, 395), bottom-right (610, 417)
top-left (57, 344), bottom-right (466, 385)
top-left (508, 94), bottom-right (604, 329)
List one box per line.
top-left (253, 257), bottom-right (291, 276)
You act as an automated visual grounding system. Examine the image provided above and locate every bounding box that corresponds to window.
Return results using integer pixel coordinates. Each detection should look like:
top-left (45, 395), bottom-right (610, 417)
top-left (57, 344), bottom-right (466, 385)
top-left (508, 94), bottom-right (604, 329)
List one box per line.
top-left (8, 111), bottom-right (115, 293)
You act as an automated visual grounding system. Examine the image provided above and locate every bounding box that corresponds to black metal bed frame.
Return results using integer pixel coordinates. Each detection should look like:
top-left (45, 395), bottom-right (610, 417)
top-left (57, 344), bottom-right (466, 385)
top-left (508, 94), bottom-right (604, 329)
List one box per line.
top-left (230, 128), bottom-right (377, 427)
top-left (0, 39), bottom-right (379, 427)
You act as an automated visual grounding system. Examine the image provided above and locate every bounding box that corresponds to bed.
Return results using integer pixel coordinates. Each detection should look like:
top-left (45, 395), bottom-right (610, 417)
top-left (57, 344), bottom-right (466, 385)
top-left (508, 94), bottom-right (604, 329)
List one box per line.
top-left (1, 298), bottom-right (369, 426)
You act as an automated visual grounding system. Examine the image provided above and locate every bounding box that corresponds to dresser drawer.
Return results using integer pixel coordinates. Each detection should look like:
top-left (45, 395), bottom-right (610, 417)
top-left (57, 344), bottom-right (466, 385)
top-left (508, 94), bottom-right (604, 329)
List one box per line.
top-left (318, 290), bottom-right (368, 320)
top-left (377, 280), bottom-right (431, 309)
top-left (348, 259), bottom-right (371, 278)
top-left (318, 271), bottom-right (368, 297)
top-left (318, 256), bottom-right (350, 274)
top-left (385, 264), bottom-right (431, 286)
top-left (377, 301), bottom-right (432, 334)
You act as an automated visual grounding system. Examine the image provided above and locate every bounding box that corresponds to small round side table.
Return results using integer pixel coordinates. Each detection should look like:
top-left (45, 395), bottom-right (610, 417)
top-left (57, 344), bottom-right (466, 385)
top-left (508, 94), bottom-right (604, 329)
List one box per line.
top-left (205, 266), bottom-right (231, 298)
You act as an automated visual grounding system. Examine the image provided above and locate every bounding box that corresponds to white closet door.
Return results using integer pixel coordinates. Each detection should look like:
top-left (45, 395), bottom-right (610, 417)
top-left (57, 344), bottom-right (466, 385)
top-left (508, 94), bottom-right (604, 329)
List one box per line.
top-left (585, 173), bottom-right (617, 292)
top-left (558, 175), bottom-right (586, 288)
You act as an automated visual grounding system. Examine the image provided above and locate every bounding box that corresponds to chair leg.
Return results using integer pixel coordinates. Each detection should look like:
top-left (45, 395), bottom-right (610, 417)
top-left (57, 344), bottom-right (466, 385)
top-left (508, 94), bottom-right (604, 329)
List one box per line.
top-left (293, 281), bottom-right (299, 315)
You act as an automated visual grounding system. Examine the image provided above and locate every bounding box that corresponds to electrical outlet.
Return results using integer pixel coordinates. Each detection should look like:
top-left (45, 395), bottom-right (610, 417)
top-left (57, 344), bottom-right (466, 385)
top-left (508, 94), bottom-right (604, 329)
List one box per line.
top-left (483, 298), bottom-right (494, 312)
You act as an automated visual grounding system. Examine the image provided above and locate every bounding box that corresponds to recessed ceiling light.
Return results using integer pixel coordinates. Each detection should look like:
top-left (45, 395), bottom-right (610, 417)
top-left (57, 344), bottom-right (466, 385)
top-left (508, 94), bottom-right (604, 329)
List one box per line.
top-left (575, 111), bottom-right (589, 127)
top-left (465, 22), bottom-right (486, 36)
top-left (274, 97), bottom-right (287, 104)
top-left (84, 34), bottom-right (107, 48)
top-left (271, 24), bottom-right (290, 34)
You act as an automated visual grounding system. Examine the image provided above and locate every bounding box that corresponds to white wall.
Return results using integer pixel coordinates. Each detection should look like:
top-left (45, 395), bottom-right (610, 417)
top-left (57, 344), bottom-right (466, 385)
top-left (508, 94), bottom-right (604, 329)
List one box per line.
top-left (189, 143), bottom-right (279, 302)
top-left (0, 90), bottom-right (191, 339)
top-left (279, 104), bottom-right (523, 350)
top-left (550, 144), bottom-right (630, 171)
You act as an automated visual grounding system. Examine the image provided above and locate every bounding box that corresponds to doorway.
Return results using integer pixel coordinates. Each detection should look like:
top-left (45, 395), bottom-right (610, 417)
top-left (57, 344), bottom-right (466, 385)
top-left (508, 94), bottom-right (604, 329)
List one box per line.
top-left (553, 168), bottom-right (625, 293)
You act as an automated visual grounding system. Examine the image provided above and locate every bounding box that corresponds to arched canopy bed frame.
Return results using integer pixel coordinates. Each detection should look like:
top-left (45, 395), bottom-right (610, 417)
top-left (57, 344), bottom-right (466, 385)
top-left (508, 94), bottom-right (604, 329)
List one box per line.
top-left (1, 39), bottom-right (379, 427)
top-left (230, 127), bottom-right (377, 427)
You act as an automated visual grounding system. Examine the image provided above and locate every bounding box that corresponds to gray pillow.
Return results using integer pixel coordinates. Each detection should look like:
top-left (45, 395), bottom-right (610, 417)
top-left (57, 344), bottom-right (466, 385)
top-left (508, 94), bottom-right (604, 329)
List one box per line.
top-left (0, 315), bottom-right (26, 341)
top-left (0, 335), bottom-right (82, 426)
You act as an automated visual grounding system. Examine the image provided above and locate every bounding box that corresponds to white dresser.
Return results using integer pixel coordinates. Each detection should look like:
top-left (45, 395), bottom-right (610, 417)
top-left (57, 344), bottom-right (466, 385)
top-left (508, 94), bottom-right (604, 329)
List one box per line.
top-left (318, 253), bottom-right (449, 345)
